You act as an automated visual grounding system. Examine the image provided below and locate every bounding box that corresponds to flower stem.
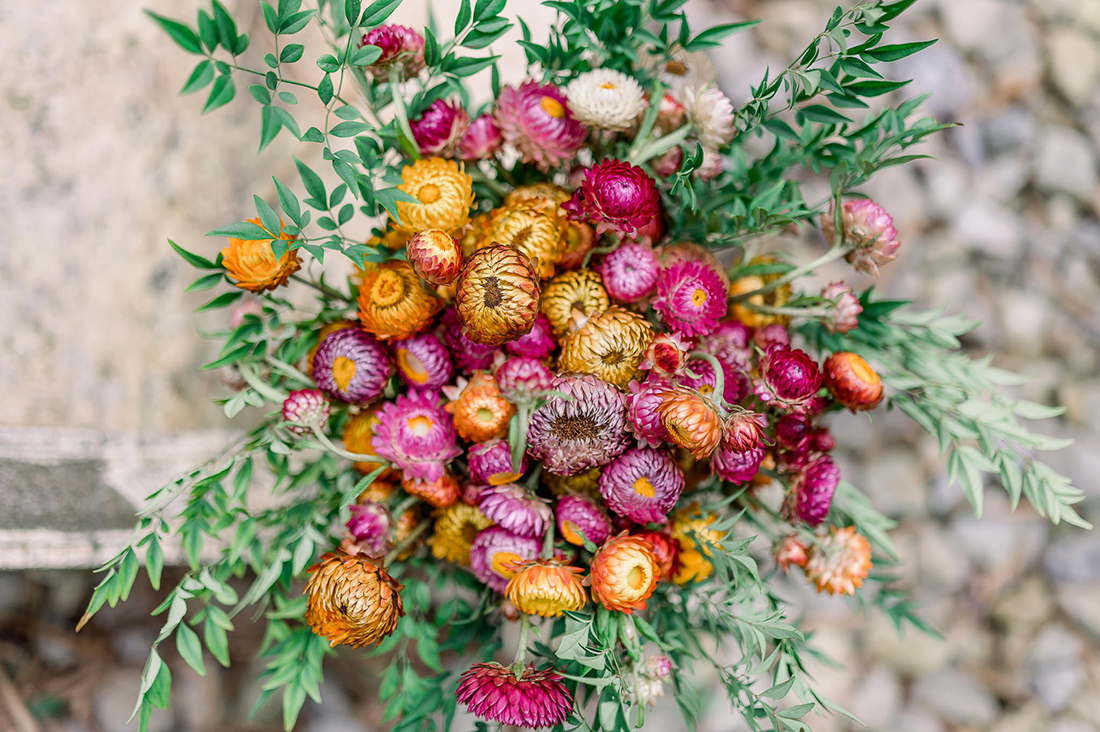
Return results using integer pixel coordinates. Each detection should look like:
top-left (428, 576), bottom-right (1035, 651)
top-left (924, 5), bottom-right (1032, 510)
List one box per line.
top-left (541, 520), bottom-right (556, 560)
top-left (688, 351), bottom-right (730, 416)
top-left (310, 425), bottom-right (390, 464)
top-left (390, 494), bottom-right (419, 518)
top-left (239, 364), bottom-right (288, 402)
top-left (388, 68), bottom-right (420, 160)
top-left (742, 303), bottom-right (831, 319)
top-left (384, 518), bottom-right (431, 565)
top-left (513, 613), bottom-right (532, 668)
top-left (728, 244), bottom-right (853, 303)
top-left (264, 355), bottom-right (314, 386)
top-left (290, 273), bottom-right (354, 303)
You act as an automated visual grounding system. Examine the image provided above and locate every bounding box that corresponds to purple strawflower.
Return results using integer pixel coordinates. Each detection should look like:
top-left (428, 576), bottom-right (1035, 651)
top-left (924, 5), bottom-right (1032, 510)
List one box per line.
top-left (599, 447), bottom-right (684, 524)
top-left (711, 443), bottom-right (766, 484)
top-left (469, 526), bottom-right (541, 592)
top-left (527, 374), bottom-right (631, 475)
top-left (281, 389), bottom-right (330, 435)
top-left (822, 199), bottom-right (901, 277)
top-left (626, 379), bottom-right (671, 448)
top-left (598, 243), bottom-right (660, 303)
top-left (699, 320), bottom-right (753, 371)
top-left (439, 307), bottom-right (500, 372)
top-left (821, 281), bottom-right (862, 334)
top-left (468, 438), bottom-right (528, 486)
top-left (312, 328), bottom-right (393, 403)
top-left (393, 331), bottom-right (454, 391)
top-left (556, 494), bottom-right (612, 546)
top-left (477, 483), bottom-right (553, 538)
top-left (788, 455), bottom-right (839, 526)
top-left (372, 390), bottom-right (461, 482)
top-left (563, 159), bottom-right (661, 238)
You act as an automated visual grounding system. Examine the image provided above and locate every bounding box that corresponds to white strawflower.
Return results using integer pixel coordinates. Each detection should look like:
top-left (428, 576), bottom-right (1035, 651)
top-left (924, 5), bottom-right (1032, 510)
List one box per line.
top-left (683, 85), bottom-right (736, 149)
top-left (643, 46), bottom-right (716, 95)
top-left (566, 68), bottom-right (646, 131)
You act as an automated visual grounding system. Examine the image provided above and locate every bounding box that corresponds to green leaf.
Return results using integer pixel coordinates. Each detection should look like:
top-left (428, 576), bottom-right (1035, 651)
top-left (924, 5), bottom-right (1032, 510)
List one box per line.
top-left (259, 105), bottom-right (283, 151)
top-left (374, 187), bottom-right (418, 224)
top-left (273, 177), bottom-right (302, 226)
top-left (283, 683), bottom-right (307, 731)
top-left (281, 43), bottom-right (305, 63)
top-left (1013, 400), bottom-right (1066, 420)
top-left (145, 11), bottom-right (203, 54)
top-left (196, 290), bottom-right (245, 313)
top-left (207, 221), bottom-right (273, 240)
top-left (181, 60), bottom-right (215, 94)
top-left (362, 0), bottom-right (403, 27)
top-left (249, 84), bottom-right (272, 104)
top-left (684, 20), bottom-right (760, 50)
top-left (204, 615), bottom-right (231, 667)
top-left (261, 1), bottom-right (279, 32)
top-left (777, 703), bottom-right (815, 720)
top-left (185, 271), bottom-right (225, 292)
top-left (330, 120), bottom-right (373, 137)
top-left (845, 78), bottom-right (912, 97)
top-left (345, 0), bottom-right (362, 26)
top-left (352, 44), bottom-right (383, 66)
top-left (474, 0), bottom-right (506, 22)
top-left (145, 539), bottom-right (164, 591)
top-left (169, 240), bottom-right (218, 269)
top-left (146, 661), bottom-right (172, 710)
top-left (253, 195), bottom-right (282, 236)
top-left (317, 74), bottom-right (334, 105)
top-left (176, 622), bottom-right (206, 676)
top-left (203, 74), bottom-right (236, 114)
top-left (863, 39), bottom-right (937, 63)
top-left (455, 0), bottom-right (472, 34)
top-left (797, 104), bottom-right (852, 125)
top-left (280, 9), bottom-right (316, 34)
top-left (197, 10), bottom-right (218, 51)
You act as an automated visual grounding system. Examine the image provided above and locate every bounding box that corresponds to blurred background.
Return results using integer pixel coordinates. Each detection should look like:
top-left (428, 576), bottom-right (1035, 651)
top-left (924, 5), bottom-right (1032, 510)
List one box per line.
top-left (2, 0), bottom-right (1099, 730)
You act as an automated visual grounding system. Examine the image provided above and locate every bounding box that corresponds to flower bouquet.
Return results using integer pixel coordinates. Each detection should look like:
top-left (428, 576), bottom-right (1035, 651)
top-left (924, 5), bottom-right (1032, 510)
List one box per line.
top-left (81, 1), bottom-right (1088, 730)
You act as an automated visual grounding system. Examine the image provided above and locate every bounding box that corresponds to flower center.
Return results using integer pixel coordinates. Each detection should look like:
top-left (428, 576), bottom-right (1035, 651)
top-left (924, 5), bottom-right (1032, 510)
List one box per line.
top-left (626, 565), bottom-right (647, 590)
top-left (407, 414), bottom-right (435, 436)
top-left (599, 82), bottom-right (618, 90)
top-left (489, 470), bottom-right (522, 486)
top-left (550, 415), bottom-right (601, 441)
top-left (397, 349), bottom-right (429, 383)
top-left (848, 356), bottom-right (877, 385)
top-left (540, 96), bottom-right (565, 118)
top-left (477, 407), bottom-right (496, 423)
top-left (633, 477), bottom-right (656, 498)
top-left (462, 522), bottom-right (481, 544)
top-left (417, 183), bottom-right (441, 204)
top-left (491, 551), bottom-right (523, 577)
top-left (332, 356), bottom-right (357, 392)
top-left (482, 276), bottom-right (503, 308)
top-left (602, 349), bottom-right (625, 365)
top-left (664, 60), bottom-right (689, 76)
top-left (691, 288), bottom-right (708, 307)
top-left (371, 269), bottom-right (410, 308)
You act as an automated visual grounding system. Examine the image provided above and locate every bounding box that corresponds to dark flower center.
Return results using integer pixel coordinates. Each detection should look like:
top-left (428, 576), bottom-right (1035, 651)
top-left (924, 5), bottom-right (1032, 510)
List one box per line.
top-left (551, 415), bottom-right (601, 441)
top-left (483, 276), bottom-right (503, 308)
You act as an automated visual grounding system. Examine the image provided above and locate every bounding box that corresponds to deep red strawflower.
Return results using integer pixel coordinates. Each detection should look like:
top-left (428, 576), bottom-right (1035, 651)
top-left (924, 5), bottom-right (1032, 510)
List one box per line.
top-left (410, 99), bottom-right (469, 157)
top-left (563, 159), bottom-right (661, 238)
top-left (755, 348), bottom-right (823, 412)
top-left (359, 24), bottom-right (425, 78)
top-left (455, 662), bottom-right (573, 729)
top-left (787, 454), bottom-right (840, 526)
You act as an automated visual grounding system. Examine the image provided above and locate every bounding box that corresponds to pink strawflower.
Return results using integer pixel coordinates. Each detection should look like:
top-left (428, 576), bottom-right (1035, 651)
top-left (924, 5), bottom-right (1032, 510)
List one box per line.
top-left (563, 159), bottom-right (661, 238)
top-left (774, 413), bottom-right (812, 450)
top-left (411, 99), bottom-right (469, 157)
top-left (699, 320), bottom-right (753, 370)
top-left (281, 389), bottom-right (330, 435)
top-left (639, 332), bottom-right (691, 379)
top-left (478, 483), bottom-right (553, 538)
top-left (469, 526), bottom-right (541, 592)
top-left (626, 379), bottom-right (671, 448)
top-left (822, 199), bottom-right (901, 276)
top-left (459, 113), bottom-right (504, 160)
top-left (439, 307), bottom-right (500, 372)
top-left (468, 438), bottom-right (528, 486)
top-left (392, 332), bottom-right (454, 391)
top-left (652, 145), bottom-right (684, 178)
top-left (652, 260), bottom-right (727, 337)
top-left (495, 356), bottom-right (555, 406)
top-left (527, 374), bottom-right (631, 475)
top-left (682, 86), bottom-right (736, 149)
top-left (598, 243), bottom-right (660, 303)
top-left (655, 92), bottom-right (686, 133)
top-left (723, 410), bottom-right (768, 452)
top-left (506, 314), bottom-right (556, 359)
top-left (693, 147), bottom-right (723, 181)
top-left (711, 442), bottom-right (766, 484)
top-left (372, 390), bottom-right (461, 482)
top-left (755, 348), bottom-right (823, 412)
top-left (787, 455), bottom-right (839, 526)
top-left (599, 447), bottom-right (684, 524)
top-left (359, 24), bottom-right (425, 78)
top-left (644, 655), bottom-right (673, 680)
top-left (754, 324), bottom-right (790, 353)
top-left (821, 282), bottom-right (862, 334)
top-left (312, 328), bottom-right (394, 403)
top-left (346, 502), bottom-right (392, 556)
top-left (495, 80), bottom-right (586, 171)
top-left (680, 356), bottom-right (748, 405)
top-left (456, 662), bottom-right (573, 729)
top-left (556, 494), bottom-right (612, 547)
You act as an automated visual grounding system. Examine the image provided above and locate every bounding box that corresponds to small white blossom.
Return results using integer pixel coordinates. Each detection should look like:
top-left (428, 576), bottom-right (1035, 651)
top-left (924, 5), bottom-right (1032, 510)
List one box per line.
top-left (566, 68), bottom-right (646, 131)
top-left (683, 85), bottom-right (736, 149)
top-left (644, 46), bottom-right (716, 95)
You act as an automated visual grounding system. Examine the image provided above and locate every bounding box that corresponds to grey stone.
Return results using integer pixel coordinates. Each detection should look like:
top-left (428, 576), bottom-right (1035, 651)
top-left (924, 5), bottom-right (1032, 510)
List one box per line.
top-left (865, 612), bottom-right (952, 677)
top-left (1046, 27), bottom-right (1100, 106)
top-left (954, 201), bottom-right (1024, 257)
top-left (1043, 535), bottom-right (1100, 583)
top-left (895, 43), bottom-right (974, 116)
top-left (1024, 624), bottom-right (1086, 711)
top-left (984, 107), bottom-right (1039, 156)
top-left (993, 576), bottom-right (1056, 633)
top-left (1035, 127), bottom-right (1099, 202)
top-left (862, 449), bottom-right (928, 518)
top-left (93, 667), bottom-right (173, 732)
top-left (911, 669), bottom-right (1000, 727)
top-left (952, 511), bottom-right (1049, 575)
top-left (989, 704), bottom-right (1050, 732)
top-left (1050, 719), bottom-right (1098, 732)
top-left (894, 706), bottom-right (946, 732)
top-left (1057, 585), bottom-right (1100, 639)
top-left (850, 665), bottom-right (902, 729)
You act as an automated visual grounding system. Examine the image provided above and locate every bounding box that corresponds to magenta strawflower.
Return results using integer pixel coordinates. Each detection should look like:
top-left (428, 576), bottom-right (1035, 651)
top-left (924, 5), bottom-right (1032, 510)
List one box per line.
top-left (312, 328), bottom-right (394, 403)
top-left (281, 389), bottom-right (330, 435)
top-left (469, 527), bottom-right (541, 592)
top-left (810, 427), bottom-right (835, 453)
top-left (392, 332), bottom-right (454, 391)
top-left (506, 314), bottom-right (556, 359)
top-left (439, 307), bottom-right (500, 372)
top-left (372, 390), bottom-right (461, 482)
top-left (699, 320), bottom-right (753, 370)
top-left (527, 374), bottom-right (631, 475)
top-left (478, 483), bottom-right (553, 538)
top-left (597, 243), bottom-right (660, 303)
top-left (652, 260), bottom-right (727, 337)
top-left (652, 145), bottom-right (684, 178)
top-left (459, 113), bottom-right (504, 160)
top-left (723, 410), bottom-right (768, 452)
top-left (775, 413), bottom-right (812, 450)
top-left (563, 159), bottom-right (661, 238)
top-left (468, 438), bottom-right (529, 486)
top-left (754, 324), bottom-right (790, 353)
top-left (456, 662), bottom-right (573, 729)
top-left (787, 454), bottom-right (839, 526)
top-left (823, 199), bottom-right (901, 276)
top-left (346, 502), bottom-right (392, 556)
top-left (556, 494), bottom-right (612, 547)
top-left (411, 99), bottom-right (469, 157)
top-left (359, 24), bottom-right (425, 78)
top-left (639, 332), bottom-right (691, 379)
top-left (626, 379), bottom-right (672, 448)
top-left (711, 442), bottom-right (766, 484)
top-left (680, 356), bottom-right (749, 405)
top-left (755, 348), bottom-right (823, 412)
top-left (599, 447), bottom-right (685, 524)
top-left (494, 356), bottom-right (554, 406)
top-left (821, 282), bottom-right (862, 334)
top-left (495, 80), bottom-right (586, 171)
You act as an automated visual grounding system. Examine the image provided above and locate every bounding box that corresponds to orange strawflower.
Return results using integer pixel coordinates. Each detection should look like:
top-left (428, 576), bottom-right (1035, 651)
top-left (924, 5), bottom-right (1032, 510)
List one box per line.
top-left (588, 535), bottom-right (660, 614)
top-left (804, 526), bottom-right (873, 596)
top-left (505, 559), bottom-right (587, 617)
top-left (485, 205), bottom-right (564, 279)
top-left (822, 352), bottom-right (884, 412)
top-left (728, 255), bottom-right (792, 327)
top-left (342, 406), bottom-right (395, 477)
top-left (394, 157), bottom-right (474, 234)
top-left (402, 472), bottom-right (460, 508)
top-left (657, 388), bottom-right (724, 459)
top-left (357, 260), bottom-right (442, 341)
top-left (304, 549), bottom-right (404, 648)
top-left (220, 217), bottom-right (300, 292)
top-left (444, 372), bottom-right (516, 442)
